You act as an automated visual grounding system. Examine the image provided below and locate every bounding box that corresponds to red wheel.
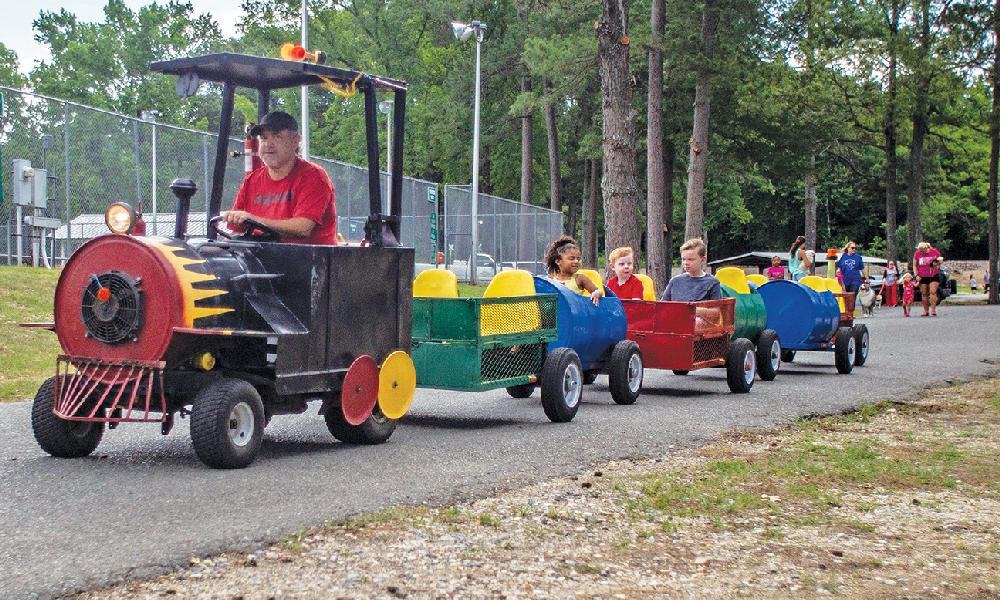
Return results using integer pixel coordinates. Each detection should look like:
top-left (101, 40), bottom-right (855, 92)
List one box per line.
top-left (341, 355), bottom-right (378, 426)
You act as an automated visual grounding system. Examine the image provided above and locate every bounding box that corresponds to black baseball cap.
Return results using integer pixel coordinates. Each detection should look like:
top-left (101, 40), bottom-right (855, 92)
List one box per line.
top-left (249, 111), bottom-right (299, 136)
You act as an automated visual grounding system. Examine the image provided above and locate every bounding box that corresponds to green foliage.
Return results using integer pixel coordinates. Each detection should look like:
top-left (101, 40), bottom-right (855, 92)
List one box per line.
top-left (15, 0), bottom-right (999, 259)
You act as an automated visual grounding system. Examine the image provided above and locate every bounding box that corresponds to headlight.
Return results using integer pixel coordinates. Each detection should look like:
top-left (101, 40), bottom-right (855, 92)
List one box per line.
top-left (105, 203), bottom-right (135, 235)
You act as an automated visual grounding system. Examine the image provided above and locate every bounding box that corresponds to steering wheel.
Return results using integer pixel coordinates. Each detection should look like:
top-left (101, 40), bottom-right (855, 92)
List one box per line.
top-left (209, 215), bottom-right (281, 242)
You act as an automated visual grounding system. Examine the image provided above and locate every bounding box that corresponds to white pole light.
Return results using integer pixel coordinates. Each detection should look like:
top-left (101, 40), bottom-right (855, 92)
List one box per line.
top-left (301, 0), bottom-right (310, 160)
top-left (451, 20), bottom-right (487, 284)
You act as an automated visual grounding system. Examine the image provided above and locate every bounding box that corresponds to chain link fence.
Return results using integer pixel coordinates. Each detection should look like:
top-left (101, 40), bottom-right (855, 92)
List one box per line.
top-left (443, 185), bottom-right (562, 281)
top-left (0, 86), bottom-right (438, 266)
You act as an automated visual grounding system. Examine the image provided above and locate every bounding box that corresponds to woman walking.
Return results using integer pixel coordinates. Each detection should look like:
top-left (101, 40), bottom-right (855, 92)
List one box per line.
top-left (835, 241), bottom-right (864, 294)
top-left (913, 241), bottom-right (944, 316)
top-left (882, 260), bottom-right (899, 307)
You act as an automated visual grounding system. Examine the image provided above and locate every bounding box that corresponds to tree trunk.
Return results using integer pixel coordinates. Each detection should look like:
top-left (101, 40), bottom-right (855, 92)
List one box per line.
top-left (883, 0), bottom-right (900, 263)
top-left (646, 0), bottom-right (667, 292)
top-left (520, 76), bottom-right (533, 205)
top-left (907, 0), bottom-right (931, 254)
top-left (804, 153), bottom-right (817, 252)
top-left (663, 143), bottom-right (675, 282)
top-left (684, 0), bottom-right (718, 241)
top-left (597, 0), bottom-right (641, 262)
top-left (543, 79), bottom-right (562, 216)
top-left (989, 0), bottom-right (1000, 305)
top-left (583, 158), bottom-right (600, 265)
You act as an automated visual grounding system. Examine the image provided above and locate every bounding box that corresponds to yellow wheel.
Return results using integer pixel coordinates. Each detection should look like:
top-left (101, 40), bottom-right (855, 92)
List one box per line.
top-left (377, 350), bottom-right (416, 419)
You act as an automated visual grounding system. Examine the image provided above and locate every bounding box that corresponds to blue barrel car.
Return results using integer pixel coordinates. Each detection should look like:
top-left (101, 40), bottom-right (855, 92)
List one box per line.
top-left (756, 277), bottom-right (869, 374)
top-left (505, 276), bottom-right (642, 420)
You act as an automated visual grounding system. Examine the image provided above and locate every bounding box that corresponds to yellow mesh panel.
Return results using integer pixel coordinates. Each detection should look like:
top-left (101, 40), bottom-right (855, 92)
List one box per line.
top-left (716, 267), bottom-right (751, 294)
top-left (414, 269), bottom-right (458, 298)
top-left (480, 296), bottom-right (544, 336)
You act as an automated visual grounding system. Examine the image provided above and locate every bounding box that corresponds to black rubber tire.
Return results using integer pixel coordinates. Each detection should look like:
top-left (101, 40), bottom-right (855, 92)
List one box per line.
top-left (852, 324), bottom-right (870, 367)
top-left (31, 376), bottom-right (104, 458)
top-left (726, 338), bottom-right (756, 393)
top-left (756, 329), bottom-right (781, 382)
top-left (190, 378), bottom-right (265, 469)
top-left (834, 327), bottom-right (856, 374)
top-left (506, 384), bottom-right (535, 399)
top-left (325, 402), bottom-right (397, 444)
top-left (672, 370), bottom-right (690, 376)
top-left (539, 348), bottom-right (583, 423)
top-left (781, 349), bottom-right (796, 363)
top-left (608, 340), bottom-right (643, 405)
top-left (582, 372), bottom-right (599, 385)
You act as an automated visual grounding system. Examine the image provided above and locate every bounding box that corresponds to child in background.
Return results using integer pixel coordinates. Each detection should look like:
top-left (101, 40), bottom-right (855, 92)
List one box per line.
top-left (545, 235), bottom-right (603, 306)
top-left (766, 256), bottom-right (785, 280)
top-left (900, 272), bottom-right (916, 317)
top-left (660, 238), bottom-right (722, 302)
top-left (606, 246), bottom-right (645, 299)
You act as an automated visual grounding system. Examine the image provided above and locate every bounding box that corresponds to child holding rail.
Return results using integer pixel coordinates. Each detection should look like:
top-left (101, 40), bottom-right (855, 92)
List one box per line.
top-left (660, 238), bottom-right (722, 302)
top-left (545, 235), bottom-right (603, 305)
top-left (606, 246), bottom-right (645, 300)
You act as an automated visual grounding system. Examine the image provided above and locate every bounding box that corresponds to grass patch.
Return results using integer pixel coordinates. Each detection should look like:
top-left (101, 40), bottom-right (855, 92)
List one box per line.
top-left (630, 393), bottom-right (1000, 531)
top-left (457, 282), bottom-right (485, 297)
top-left (0, 265), bottom-right (61, 402)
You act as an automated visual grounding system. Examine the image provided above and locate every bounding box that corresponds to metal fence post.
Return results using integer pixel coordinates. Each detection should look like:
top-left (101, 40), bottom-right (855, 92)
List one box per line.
top-left (63, 102), bottom-right (71, 258)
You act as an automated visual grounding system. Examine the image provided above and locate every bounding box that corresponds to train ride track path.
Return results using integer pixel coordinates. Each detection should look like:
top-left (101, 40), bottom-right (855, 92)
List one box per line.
top-left (1, 304), bottom-right (998, 599)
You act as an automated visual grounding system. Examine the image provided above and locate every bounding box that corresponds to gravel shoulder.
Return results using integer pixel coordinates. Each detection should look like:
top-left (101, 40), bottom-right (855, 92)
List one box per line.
top-left (74, 377), bottom-right (1000, 599)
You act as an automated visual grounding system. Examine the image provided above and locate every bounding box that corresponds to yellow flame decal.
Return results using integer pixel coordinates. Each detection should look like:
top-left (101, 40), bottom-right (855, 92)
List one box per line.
top-left (145, 239), bottom-right (234, 326)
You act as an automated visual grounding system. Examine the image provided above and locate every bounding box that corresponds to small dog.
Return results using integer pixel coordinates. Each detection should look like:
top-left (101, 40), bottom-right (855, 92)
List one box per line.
top-left (857, 281), bottom-right (876, 317)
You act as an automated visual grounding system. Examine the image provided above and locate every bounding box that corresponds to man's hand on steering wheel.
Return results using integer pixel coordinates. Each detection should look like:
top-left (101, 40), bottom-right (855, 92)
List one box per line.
top-left (214, 211), bottom-right (281, 242)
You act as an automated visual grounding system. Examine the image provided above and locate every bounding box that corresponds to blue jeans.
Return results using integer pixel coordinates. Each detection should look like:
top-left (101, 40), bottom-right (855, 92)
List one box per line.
top-left (844, 282), bottom-right (861, 294)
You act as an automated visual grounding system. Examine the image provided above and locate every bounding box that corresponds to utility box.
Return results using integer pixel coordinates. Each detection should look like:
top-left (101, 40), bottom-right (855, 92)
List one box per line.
top-left (11, 159), bottom-right (33, 206)
top-left (11, 159), bottom-right (47, 208)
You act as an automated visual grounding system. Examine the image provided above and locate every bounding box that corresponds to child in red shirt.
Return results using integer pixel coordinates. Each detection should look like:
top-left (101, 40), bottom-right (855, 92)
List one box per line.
top-left (606, 246), bottom-right (645, 299)
top-left (766, 256), bottom-right (785, 280)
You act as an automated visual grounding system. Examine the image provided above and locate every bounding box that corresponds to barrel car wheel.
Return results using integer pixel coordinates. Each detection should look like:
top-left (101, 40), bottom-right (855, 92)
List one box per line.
top-left (756, 329), bottom-right (781, 382)
top-left (506, 384), bottom-right (536, 399)
top-left (726, 338), bottom-right (756, 393)
top-left (781, 350), bottom-right (796, 363)
top-left (852, 324), bottom-right (870, 367)
top-left (539, 348), bottom-right (583, 423)
top-left (834, 327), bottom-right (856, 374)
top-left (608, 340), bottom-right (643, 405)
top-left (672, 370), bottom-right (690, 376)
top-left (325, 401), bottom-right (397, 444)
top-left (31, 376), bottom-right (104, 459)
top-left (190, 378), bottom-right (265, 469)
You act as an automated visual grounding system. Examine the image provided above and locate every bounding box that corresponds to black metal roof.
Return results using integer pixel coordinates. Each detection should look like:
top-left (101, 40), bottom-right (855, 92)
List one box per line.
top-left (150, 53), bottom-right (406, 93)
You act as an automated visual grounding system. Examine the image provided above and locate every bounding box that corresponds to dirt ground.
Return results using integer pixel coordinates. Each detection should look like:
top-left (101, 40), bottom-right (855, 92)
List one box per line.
top-left (75, 378), bottom-right (1000, 599)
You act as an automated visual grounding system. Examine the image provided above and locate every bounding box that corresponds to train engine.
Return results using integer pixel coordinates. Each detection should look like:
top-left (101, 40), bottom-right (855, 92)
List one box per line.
top-left (30, 186), bottom-right (414, 468)
top-left (27, 52), bottom-right (417, 468)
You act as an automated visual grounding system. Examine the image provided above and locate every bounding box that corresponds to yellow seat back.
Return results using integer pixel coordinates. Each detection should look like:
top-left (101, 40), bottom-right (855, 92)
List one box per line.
top-left (480, 269), bottom-right (541, 335)
top-left (635, 273), bottom-right (657, 301)
top-left (799, 275), bottom-right (827, 292)
top-left (716, 267), bottom-right (751, 294)
top-left (577, 269), bottom-right (603, 293)
top-left (825, 277), bottom-right (847, 312)
top-left (746, 273), bottom-right (768, 287)
top-left (483, 269), bottom-right (535, 298)
top-left (413, 269), bottom-right (458, 298)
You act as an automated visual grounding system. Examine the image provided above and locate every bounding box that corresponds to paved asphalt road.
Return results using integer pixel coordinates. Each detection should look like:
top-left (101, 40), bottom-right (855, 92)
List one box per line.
top-left (2, 304), bottom-right (999, 599)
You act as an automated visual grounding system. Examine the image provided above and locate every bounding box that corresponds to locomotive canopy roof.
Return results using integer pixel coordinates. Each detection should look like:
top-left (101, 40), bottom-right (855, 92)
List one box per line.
top-left (150, 53), bottom-right (407, 92)
top-left (149, 53), bottom-right (407, 246)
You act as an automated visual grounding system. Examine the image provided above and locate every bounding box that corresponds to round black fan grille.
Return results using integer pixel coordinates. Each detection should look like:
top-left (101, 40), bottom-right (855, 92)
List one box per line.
top-left (80, 271), bottom-right (143, 344)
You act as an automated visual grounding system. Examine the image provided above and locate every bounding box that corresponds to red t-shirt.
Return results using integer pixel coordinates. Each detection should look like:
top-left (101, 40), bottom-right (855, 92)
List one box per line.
top-left (231, 158), bottom-right (336, 244)
top-left (607, 274), bottom-right (645, 300)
